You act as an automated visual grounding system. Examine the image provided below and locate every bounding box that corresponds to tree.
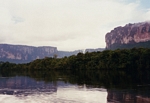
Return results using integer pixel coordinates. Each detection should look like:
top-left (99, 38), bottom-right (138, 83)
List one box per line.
top-left (53, 54), bottom-right (58, 59)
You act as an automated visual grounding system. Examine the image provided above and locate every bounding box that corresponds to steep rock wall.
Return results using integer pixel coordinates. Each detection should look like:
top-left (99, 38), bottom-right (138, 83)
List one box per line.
top-left (0, 44), bottom-right (57, 63)
top-left (105, 22), bottom-right (150, 49)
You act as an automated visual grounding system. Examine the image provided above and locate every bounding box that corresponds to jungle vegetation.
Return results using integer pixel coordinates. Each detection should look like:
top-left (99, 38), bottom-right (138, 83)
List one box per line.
top-left (0, 48), bottom-right (150, 88)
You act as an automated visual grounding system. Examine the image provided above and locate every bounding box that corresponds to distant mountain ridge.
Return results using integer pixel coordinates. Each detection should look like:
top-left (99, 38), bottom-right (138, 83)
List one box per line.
top-left (0, 44), bottom-right (57, 63)
top-left (85, 48), bottom-right (105, 53)
top-left (105, 22), bottom-right (150, 49)
top-left (0, 44), bottom-right (104, 63)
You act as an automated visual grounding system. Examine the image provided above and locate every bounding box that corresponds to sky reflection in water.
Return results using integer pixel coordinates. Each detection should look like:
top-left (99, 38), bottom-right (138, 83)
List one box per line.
top-left (0, 76), bottom-right (107, 103)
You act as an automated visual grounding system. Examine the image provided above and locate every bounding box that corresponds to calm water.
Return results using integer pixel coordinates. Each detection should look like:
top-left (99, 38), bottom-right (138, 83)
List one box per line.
top-left (0, 76), bottom-right (150, 103)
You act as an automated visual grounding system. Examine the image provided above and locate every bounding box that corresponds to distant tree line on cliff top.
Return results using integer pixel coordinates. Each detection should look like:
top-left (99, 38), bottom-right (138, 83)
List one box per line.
top-left (107, 40), bottom-right (150, 50)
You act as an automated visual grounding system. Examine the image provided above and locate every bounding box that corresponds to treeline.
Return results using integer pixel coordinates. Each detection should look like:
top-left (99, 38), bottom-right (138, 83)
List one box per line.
top-left (1, 48), bottom-right (150, 70)
top-left (0, 48), bottom-right (150, 87)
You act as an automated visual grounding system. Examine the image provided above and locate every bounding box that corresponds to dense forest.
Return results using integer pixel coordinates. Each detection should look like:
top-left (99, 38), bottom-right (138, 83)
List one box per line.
top-left (108, 41), bottom-right (150, 50)
top-left (0, 48), bottom-right (150, 88)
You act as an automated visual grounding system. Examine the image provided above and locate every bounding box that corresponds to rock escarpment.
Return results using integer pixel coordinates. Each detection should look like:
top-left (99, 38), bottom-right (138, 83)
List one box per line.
top-left (105, 22), bottom-right (150, 49)
top-left (85, 48), bottom-right (104, 53)
top-left (0, 44), bottom-right (57, 63)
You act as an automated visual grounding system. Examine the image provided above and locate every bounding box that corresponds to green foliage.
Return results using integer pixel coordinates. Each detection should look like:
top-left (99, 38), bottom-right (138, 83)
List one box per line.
top-left (108, 41), bottom-right (150, 50)
top-left (1, 48), bottom-right (150, 87)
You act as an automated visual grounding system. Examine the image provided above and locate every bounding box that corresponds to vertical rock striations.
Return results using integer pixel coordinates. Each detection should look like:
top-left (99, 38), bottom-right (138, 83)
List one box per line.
top-left (0, 44), bottom-right (57, 63)
top-left (105, 22), bottom-right (150, 49)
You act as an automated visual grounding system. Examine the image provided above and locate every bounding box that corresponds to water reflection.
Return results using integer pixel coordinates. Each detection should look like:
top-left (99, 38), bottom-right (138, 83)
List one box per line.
top-left (107, 88), bottom-right (150, 103)
top-left (0, 74), bottom-right (150, 103)
top-left (0, 76), bottom-right (107, 103)
top-left (0, 76), bottom-right (57, 96)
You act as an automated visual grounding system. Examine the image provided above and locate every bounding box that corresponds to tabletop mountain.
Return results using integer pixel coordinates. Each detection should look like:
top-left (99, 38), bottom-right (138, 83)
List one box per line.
top-left (105, 22), bottom-right (150, 49)
top-left (0, 44), bottom-right (57, 63)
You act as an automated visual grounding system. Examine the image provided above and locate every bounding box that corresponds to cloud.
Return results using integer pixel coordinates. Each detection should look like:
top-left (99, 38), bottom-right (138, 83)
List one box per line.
top-left (0, 0), bottom-right (149, 50)
top-left (11, 16), bottom-right (25, 24)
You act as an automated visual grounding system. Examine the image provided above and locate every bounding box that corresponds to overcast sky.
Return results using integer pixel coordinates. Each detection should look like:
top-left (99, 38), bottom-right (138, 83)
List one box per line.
top-left (0, 0), bottom-right (150, 51)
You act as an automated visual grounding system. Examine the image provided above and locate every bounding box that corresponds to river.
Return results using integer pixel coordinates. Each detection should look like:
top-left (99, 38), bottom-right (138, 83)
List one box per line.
top-left (0, 76), bottom-right (150, 103)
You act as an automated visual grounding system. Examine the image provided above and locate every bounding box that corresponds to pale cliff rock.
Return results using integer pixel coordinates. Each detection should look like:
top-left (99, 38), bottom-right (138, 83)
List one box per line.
top-left (105, 22), bottom-right (150, 49)
top-left (85, 48), bottom-right (104, 53)
top-left (0, 44), bottom-right (57, 63)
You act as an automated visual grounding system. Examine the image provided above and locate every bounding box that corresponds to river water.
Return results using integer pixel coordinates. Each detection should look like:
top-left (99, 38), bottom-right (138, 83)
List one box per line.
top-left (0, 76), bottom-right (150, 103)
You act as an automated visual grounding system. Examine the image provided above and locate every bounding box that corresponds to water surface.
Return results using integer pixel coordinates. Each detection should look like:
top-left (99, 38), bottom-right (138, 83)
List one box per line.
top-left (0, 75), bottom-right (150, 103)
top-left (0, 76), bottom-right (107, 103)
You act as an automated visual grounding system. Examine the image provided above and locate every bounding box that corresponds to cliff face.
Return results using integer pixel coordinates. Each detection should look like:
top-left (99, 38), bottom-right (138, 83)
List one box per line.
top-left (58, 50), bottom-right (82, 58)
top-left (0, 44), bottom-right (57, 63)
top-left (105, 22), bottom-right (150, 49)
top-left (85, 48), bottom-right (104, 53)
